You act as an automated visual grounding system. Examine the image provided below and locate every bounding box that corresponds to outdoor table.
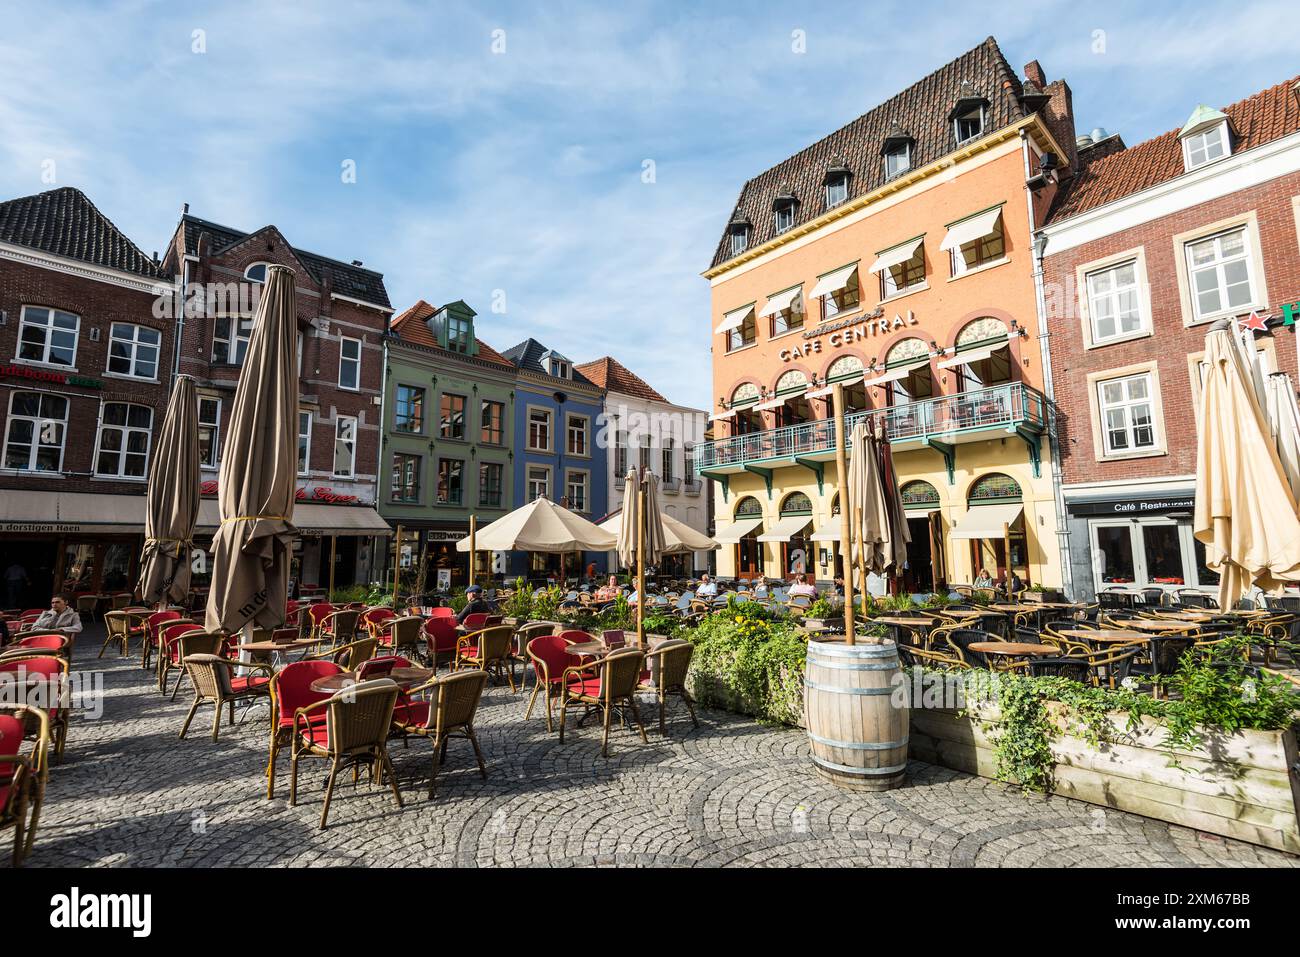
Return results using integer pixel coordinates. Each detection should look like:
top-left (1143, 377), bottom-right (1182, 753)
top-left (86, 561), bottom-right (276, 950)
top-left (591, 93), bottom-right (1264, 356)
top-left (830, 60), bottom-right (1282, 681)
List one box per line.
top-left (967, 642), bottom-right (1057, 657)
top-left (1056, 629), bottom-right (1144, 643)
top-left (310, 667), bottom-right (434, 694)
top-left (1112, 619), bottom-right (1195, 632)
top-left (870, 617), bottom-right (931, 645)
top-left (239, 638), bottom-right (322, 654)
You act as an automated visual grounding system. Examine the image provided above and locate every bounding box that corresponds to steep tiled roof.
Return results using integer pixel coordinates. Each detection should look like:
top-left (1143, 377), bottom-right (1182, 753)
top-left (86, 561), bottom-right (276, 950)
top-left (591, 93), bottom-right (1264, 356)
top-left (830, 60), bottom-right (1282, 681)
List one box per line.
top-left (181, 214), bottom-right (391, 308)
top-left (574, 356), bottom-right (666, 402)
top-left (710, 36), bottom-right (1028, 268)
top-left (503, 338), bottom-right (599, 388)
top-left (0, 187), bottom-right (161, 277)
top-left (388, 299), bottom-right (513, 367)
top-left (1049, 75), bottom-right (1300, 222)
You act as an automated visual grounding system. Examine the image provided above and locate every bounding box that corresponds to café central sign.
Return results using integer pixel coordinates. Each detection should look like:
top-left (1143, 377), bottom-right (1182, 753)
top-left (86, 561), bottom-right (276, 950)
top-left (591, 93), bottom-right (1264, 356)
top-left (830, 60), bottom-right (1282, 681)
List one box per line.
top-left (779, 309), bottom-right (919, 363)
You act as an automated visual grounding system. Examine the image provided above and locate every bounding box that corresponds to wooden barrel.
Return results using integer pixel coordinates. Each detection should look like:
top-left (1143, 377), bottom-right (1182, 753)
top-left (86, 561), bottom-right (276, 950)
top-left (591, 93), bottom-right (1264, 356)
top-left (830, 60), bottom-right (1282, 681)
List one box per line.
top-left (804, 636), bottom-right (908, 791)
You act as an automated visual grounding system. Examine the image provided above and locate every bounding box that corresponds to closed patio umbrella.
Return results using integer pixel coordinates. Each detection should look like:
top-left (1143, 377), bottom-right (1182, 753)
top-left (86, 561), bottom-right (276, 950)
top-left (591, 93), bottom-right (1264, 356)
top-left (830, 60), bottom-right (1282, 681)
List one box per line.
top-left (1194, 319), bottom-right (1300, 608)
top-left (847, 420), bottom-right (908, 588)
top-left (1266, 373), bottom-right (1300, 505)
top-left (138, 374), bottom-right (200, 606)
top-left (206, 265), bottom-right (300, 640)
top-left (614, 468), bottom-right (666, 646)
top-left (599, 508), bottom-right (718, 555)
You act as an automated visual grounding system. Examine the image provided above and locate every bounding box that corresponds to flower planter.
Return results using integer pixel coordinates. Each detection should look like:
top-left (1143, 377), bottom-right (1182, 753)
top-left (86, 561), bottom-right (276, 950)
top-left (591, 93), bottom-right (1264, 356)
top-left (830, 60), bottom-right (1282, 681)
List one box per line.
top-left (909, 702), bottom-right (1300, 854)
top-left (803, 617), bottom-right (844, 632)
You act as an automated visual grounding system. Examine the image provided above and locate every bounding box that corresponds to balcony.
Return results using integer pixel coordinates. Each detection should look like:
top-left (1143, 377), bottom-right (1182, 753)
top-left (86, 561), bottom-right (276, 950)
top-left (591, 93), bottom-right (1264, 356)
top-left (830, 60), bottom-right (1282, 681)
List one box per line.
top-left (661, 477), bottom-right (681, 493)
top-left (694, 382), bottom-right (1048, 485)
top-left (683, 479), bottom-right (702, 496)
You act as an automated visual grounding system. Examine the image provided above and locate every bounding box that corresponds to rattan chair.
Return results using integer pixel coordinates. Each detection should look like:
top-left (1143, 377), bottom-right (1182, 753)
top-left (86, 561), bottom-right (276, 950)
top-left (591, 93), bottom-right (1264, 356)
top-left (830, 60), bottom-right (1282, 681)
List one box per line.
top-left (512, 621), bottom-right (560, 686)
top-left (897, 643), bottom-right (968, 669)
top-left (320, 609), bottom-right (362, 647)
top-left (289, 678), bottom-right (403, 829)
top-left (100, 610), bottom-right (136, 657)
top-left (307, 636), bottom-right (378, 672)
top-left (0, 704), bottom-right (49, 866)
top-left (154, 619), bottom-right (203, 692)
top-left (0, 653), bottom-right (70, 757)
top-left (167, 630), bottom-right (224, 699)
top-left (558, 647), bottom-right (648, 757)
top-left (642, 639), bottom-right (698, 735)
top-left (266, 659), bottom-right (344, 800)
top-left (943, 629), bottom-right (999, 669)
top-left (1, 632), bottom-right (70, 662)
top-left (378, 615), bottom-right (423, 659)
top-left (178, 654), bottom-right (273, 742)
top-left (454, 625), bottom-right (516, 691)
top-left (396, 669), bottom-right (489, 798)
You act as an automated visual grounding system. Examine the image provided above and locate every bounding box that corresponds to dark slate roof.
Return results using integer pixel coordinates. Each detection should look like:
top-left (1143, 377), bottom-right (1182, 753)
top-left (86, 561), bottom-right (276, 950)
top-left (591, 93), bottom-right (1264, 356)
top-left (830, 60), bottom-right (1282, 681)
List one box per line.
top-left (1048, 75), bottom-right (1300, 222)
top-left (502, 337), bottom-right (599, 388)
top-left (181, 214), bottom-right (391, 308)
top-left (0, 187), bottom-right (161, 278)
top-left (709, 36), bottom-right (1028, 269)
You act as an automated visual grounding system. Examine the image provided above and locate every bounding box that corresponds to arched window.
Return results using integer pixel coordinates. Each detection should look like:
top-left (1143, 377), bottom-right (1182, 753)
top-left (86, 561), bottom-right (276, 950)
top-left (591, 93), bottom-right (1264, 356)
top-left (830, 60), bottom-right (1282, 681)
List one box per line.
top-left (244, 262), bottom-right (269, 283)
top-left (950, 316), bottom-right (1011, 390)
top-left (884, 337), bottom-right (932, 406)
top-left (955, 316), bottom-right (1007, 348)
top-left (826, 354), bottom-right (864, 382)
top-left (967, 473), bottom-right (1022, 504)
top-left (735, 496), bottom-right (763, 518)
top-left (731, 382), bottom-right (760, 406)
top-left (780, 491), bottom-right (813, 515)
top-left (900, 480), bottom-right (940, 509)
top-left (774, 369), bottom-right (808, 395)
top-left (885, 337), bottom-right (928, 366)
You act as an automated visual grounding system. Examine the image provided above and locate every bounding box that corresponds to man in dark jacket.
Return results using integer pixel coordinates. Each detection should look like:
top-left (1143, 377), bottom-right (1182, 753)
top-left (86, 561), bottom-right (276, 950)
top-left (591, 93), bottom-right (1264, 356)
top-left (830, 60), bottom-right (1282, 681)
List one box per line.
top-left (455, 584), bottom-right (497, 625)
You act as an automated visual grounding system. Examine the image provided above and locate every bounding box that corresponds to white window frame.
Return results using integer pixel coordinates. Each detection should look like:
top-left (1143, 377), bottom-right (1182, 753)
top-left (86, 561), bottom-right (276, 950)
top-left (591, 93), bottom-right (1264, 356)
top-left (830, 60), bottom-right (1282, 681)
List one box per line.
top-left (2, 390), bottom-right (69, 474)
top-left (15, 306), bottom-right (80, 369)
top-left (244, 262), bottom-right (270, 283)
top-left (1182, 121), bottom-right (1230, 171)
top-left (824, 174), bottom-right (848, 209)
top-left (547, 357), bottom-right (570, 379)
top-left (527, 406), bottom-right (553, 453)
top-left (565, 468), bottom-right (589, 513)
top-left (881, 245), bottom-right (927, 298)
top-left (729, 228), bottom-right (749, 257)
top-left (297, 410), bottom-right (312, 475)
top-left (333, 415), bottom-right (357, 478)
top-left (954, 106), bottom-right (985, 143)
top-left (212, 315), bottom-right (253, 365)
top-left (949, 215), bottom-right (1005, 277)
top-left (1184, 226), bottom-right (1257, 324)
top-left (93, 401), bottom-right (153, 480)
top-left (198, 395), bottom-right (222, 469)
top-left (1088, 364), bottom-right (1165, 460)
top-left (1078, 251), bottom-right (1153, 348)
top-left (774, 203), bottom-right (794, 234)
top-left (566, 413), bottom-right (589, 457)
top-left (1172, 212), bottom-right (1268, 327)
top-left (106, 322), bottom-right (162, 380)
top-left (884, 144), bottom-right (911, 179)
top-left (526, 464), bottom-right (551, 502)
top-left (338, 335), bottom-right (362, 391)
top-left (1089, 518), bottom-right (1215, 594)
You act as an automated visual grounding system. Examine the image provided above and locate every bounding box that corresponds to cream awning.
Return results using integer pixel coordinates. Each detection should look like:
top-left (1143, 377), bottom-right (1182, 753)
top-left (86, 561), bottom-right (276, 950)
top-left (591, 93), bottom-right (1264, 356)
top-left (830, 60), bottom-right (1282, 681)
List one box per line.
top-left (0, 489), bottom-right (145, 535)
top-left (709, 409), bottom-right (737, 422)
top-left (760, 285), bottom-right (803, 318)
top-left (752, 397), bottom-right (784, 411)
top-left (713, 517), bottom-right (764, 543)
top-left (806, 374), bottom-right (864, 398)
top-left (715, 304), bottom-right (754, 335)
top-left (948, 503), bottom-right (1023, 540)
top-left (809, 525), bottom-right (841, 542)
top-left (939, 207), bottom-right (1003, 252)
top-left (195, 500), bottom-right (392, 537)
top-left (936, 338), bottom-right (1009, 370)
top-left (863, 358), bottom-right (929, 387)
top-left (869, 237), bottom-right (925, 273)
top-left (757, 514), bottom-right (812, 542)
top-left (808, 263), bottom-right (858, 299)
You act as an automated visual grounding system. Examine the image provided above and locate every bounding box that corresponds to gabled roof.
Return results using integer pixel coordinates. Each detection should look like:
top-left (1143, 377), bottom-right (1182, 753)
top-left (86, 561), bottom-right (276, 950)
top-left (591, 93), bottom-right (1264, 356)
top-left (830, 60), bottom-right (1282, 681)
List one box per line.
top-left (710, 36), bottom-right (1029, 268)
top-left (180, 213), bottom-right (391, 308)
top-left (1049, 75), bottom-right (1300, 222)
top-left (502, 337), bottom-right (598, 388)
top-left (0, 187), bottom-right (161, 278)
top-left (574, 356), bottom-right (666, 403)
top-left (387, 299), bottom-right (512, 367)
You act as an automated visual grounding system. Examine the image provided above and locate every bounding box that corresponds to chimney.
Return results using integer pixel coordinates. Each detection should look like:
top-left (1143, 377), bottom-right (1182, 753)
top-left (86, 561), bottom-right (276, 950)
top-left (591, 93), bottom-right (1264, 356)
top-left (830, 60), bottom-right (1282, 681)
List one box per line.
top-left (1041, 78), bottom-right (1079, 172)
top-left (1023, 60), bottom-right (1046, 89)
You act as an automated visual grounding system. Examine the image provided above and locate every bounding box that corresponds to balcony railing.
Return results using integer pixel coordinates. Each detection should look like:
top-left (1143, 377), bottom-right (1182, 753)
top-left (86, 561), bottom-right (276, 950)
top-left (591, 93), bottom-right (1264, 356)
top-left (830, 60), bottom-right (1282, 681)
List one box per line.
top-left (695, 382), bottom-right (1047, 472)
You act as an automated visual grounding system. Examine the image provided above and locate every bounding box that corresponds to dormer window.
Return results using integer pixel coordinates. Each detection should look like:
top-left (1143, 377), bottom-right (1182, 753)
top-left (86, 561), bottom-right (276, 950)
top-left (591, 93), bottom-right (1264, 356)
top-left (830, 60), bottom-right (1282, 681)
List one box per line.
top-left (728, 218), bottom-right (751, 257)
top-left (546, 353), bottom-right (571, 379)
top-left (447, 315), bottom-right (472, 354)
top-left (1180, 105), bottom-right (1232, 171)
top-left (823, 163), bottom-right (850, 208)
top-left (430, 300), bottom-right (478, 356)
top-left (954, 105), bottom-right (984, 143)
top-left (884, 143), bottom-right (911, 179)
top-left (772, 189), bottom-right (798, 234)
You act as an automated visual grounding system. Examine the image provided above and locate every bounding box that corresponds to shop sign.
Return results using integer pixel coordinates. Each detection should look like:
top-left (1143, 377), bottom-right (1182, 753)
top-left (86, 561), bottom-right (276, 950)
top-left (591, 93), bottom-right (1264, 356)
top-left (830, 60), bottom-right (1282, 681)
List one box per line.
top-left (425, 530), bottom-right (465, 542)
top-left (0, 364), bottom-right (103, 389)
top-left (1069, 497), bottom-right (1194, 517)
top-left (198, 481), bottom-right (360, 505)
top-left (779, 309), bottom-right (918, 363)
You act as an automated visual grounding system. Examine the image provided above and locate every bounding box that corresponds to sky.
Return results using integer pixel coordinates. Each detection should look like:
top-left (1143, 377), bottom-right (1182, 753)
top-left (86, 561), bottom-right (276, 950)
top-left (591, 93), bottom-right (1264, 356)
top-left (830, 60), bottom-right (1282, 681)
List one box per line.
top-left (3, 0), bottom-right (1298, 410)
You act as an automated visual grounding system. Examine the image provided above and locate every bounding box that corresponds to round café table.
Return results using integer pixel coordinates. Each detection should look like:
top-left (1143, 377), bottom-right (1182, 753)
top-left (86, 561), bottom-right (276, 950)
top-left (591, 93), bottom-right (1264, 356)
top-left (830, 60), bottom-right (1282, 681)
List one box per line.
top-left (967, 641), bottom-right (1057, 658)
top-left (311, 667), bottom-right (434, 694)
top-left (1055, 629), bottom-right (1144, 644)
top-left (1110, 619), bottom-right (1195, 633)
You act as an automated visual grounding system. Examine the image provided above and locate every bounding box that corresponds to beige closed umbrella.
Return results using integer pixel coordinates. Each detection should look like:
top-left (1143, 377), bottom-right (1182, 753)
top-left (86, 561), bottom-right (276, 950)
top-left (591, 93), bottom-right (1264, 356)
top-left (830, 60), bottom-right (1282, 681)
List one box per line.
top-left (618, 468), bottom-right (666, 646)
top-left (206, 265), bottom-right (300, 640)
top-left (138, 374), bottom-right (201, 606)
top-left (1266, 373), bottom-right (1300, 505)
top-left (617, 468), bottom-right (640, 570)
top-left (846, 421), bottom-right (890, 590)
top-left (600, 508), bottom-right (718, 555)
top-left (1194, 319), bottom-right (1300, 608)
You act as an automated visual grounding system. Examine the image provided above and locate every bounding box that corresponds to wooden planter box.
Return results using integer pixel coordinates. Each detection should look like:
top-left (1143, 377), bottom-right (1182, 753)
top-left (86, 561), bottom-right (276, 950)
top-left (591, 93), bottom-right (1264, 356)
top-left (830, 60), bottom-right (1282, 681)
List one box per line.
top-left (910, 703), bottom-right (1300, 855)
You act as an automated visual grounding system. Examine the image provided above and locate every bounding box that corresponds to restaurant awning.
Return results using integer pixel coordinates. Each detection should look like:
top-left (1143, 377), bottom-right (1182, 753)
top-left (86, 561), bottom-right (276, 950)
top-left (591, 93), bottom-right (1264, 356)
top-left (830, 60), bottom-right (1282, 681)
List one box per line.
top-left (809, 525), bottom-right (840, 542)
top-left (948, 503), bottom-right (1023, 540)
top-left (709, 409), bottom-right (738, 422)
top-left (713, 517), bottom-right (764, 543)
top-left (715, 304), bottom-right (754, 335)
top-left (939, 207), bottom-right (1003, 252)
top-left (0, 489), bottom-right (146, 535)
top-left (868, 237), bottom-right (924, 274)
top-left (196, 500), bottom-right (392, 537)
top-left (806, 374), bottom-right (864, 398)
top-left (863, 358), bottom-right (929, 387)
top-left (760, 285), bottom-right (803, 318)
top-left (757, 515), bottom-right (812, 542)
top-left (936, 337), bottom-right (1010, 369)
top-left (808, 263), bottom-right (858, 299)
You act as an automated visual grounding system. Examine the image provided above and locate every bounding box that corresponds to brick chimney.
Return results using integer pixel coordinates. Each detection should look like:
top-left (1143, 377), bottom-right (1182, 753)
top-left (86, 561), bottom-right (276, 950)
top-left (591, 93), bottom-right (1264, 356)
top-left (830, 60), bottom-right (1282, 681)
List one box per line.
top-left (1041, 78), bottom-right (1079, 172)
top-left (1023, 60), bottom-right (1047, 89)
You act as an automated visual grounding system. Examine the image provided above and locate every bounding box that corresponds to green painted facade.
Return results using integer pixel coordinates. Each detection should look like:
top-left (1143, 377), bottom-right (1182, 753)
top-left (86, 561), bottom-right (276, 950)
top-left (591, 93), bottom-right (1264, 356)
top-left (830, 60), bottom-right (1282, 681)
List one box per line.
top-left (379, 301), bottom-right (517, 591)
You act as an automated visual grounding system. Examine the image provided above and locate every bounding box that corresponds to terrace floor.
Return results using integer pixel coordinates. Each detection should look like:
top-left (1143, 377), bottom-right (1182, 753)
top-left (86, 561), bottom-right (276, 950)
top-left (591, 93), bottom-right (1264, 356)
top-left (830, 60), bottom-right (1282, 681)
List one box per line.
top-left (28, 626), bottom-right (1299, 868)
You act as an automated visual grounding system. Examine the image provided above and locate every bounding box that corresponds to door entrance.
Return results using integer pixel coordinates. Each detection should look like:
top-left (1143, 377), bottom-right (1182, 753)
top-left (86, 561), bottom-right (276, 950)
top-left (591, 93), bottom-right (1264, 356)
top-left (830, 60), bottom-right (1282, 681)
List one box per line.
top-left (903, 517), bottom-right (933, 592)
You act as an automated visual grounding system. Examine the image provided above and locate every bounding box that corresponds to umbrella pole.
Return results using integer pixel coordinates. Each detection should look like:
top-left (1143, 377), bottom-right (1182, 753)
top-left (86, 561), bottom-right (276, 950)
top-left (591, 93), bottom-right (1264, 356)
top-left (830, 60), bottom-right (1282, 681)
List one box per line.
top-left (393, 524), bottom-right (403, 609)
top-left (832, 384), bottom-right (856, 645)
top-left (468, 515), bottom-right (477, 590)
top-left (637, 477), bottom-right (646, 647)
top-left (328, 535), bottom-right (336, 602)
top-left (855, 504), bottom-right (869, 609)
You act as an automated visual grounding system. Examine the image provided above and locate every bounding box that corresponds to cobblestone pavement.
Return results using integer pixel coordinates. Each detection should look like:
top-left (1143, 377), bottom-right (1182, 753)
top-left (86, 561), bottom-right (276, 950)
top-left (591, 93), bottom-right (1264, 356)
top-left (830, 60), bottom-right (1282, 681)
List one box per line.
top-left (25, 628), bottom-right (1300, 867)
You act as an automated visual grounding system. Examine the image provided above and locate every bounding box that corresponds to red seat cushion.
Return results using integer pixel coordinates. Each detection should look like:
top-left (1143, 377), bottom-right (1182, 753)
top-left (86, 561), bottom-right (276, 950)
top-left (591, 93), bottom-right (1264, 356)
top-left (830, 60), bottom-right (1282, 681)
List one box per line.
top-left (297, 722), bottom-right (331, 748)
top-left (459, 645), bottom-right (479, 659)
top-left (0, 714), bottom-right (22, 781)
top-left (278, 711), bottom-right (327, 730)
top-left (564, 677), bottom-right (603, 697)
top-left (395, 700), bottom-right (430, 728)
top-left (230, 675), bottom-right (271, 694)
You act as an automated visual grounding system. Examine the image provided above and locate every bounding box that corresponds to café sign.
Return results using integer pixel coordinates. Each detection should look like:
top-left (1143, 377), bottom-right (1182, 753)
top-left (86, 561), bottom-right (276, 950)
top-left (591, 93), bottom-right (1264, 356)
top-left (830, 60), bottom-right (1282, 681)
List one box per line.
top-left (0, 364), bottom-right (103, 389)
top-left (199, 481), bottom-right (361, 505)
top-left (779, 309), bottom-right (919, 363)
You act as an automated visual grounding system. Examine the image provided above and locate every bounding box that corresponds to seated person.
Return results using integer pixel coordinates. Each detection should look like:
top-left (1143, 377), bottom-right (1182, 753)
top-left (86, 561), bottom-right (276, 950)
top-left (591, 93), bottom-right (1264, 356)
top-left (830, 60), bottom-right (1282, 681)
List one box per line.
top-left (788, 574), bottom-right (818, 599)
top-left (752, 574), bottom-right (769, 597)
top-left (455, 584), bottom-right (498, 625)
top-left (32, 593), bottom-right (84, 636)
top-left (695, 573), bottom-right (718, 598)
top-left (594, 575), bottom-right (621, 603)
top-left (974, 569), bottom-right (995, 589)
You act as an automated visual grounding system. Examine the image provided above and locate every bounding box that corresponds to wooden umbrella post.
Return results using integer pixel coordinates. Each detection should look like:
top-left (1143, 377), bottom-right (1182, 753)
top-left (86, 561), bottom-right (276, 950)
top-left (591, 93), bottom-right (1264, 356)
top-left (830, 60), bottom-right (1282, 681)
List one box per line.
top-left (393, 524), bottom-right (403, 609)
top-left (637, 473), bottom-right (646, 647)
top-left (328, 534), bottom-right (337, 602)
top-left (468, 514), bottom-right (477, 591)
top-left (832, 383), bottom-right (856, 645)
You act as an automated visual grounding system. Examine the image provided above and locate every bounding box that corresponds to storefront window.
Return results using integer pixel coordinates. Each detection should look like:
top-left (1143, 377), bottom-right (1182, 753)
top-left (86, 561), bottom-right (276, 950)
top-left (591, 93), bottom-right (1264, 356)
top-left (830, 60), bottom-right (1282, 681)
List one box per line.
top-left (1143, 524), bottom-right (1184, 584)
top-left (1193, 538), bottom-right (1220, 588)
top-left (101, 544), bottom-right (133, 591)
top-left (1094, 525), bottom-right (1136, 584)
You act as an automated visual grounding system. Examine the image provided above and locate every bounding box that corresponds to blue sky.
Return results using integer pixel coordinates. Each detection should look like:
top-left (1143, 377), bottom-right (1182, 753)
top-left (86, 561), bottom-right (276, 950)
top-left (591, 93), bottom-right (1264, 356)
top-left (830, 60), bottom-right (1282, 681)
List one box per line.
top-left (3, 0), bottom-right (1298, 409)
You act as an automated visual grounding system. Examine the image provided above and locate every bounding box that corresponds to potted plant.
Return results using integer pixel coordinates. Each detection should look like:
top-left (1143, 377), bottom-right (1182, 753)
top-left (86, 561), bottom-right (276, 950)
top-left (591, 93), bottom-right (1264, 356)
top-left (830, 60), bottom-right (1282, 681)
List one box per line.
top-left (803, 595), bottom-right (845, 631)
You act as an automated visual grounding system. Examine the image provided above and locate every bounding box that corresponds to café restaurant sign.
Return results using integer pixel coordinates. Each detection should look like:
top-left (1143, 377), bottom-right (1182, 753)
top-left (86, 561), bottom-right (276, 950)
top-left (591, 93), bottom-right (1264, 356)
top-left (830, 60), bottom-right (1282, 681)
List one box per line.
top-left (199, 481), bottom-right (361, 505)
top-left (779, 308), bottom-right (918, 363)
top-left (0, 364), bottom-right (103, 389)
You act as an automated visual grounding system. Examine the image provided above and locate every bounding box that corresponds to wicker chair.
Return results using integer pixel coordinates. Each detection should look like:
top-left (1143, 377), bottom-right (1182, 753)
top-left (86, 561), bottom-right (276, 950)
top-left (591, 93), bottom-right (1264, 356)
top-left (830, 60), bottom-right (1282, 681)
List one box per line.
top-left (154, 619), bottom-right (203, 692)
top-left (100, 610), bottom-right (136, 658)
top-left (642, 640), bottom-right (698, 735)
top-left (0, 654), bottom-right (70, 757)
top-left (942, 629), bottom-right (999, 669)
top-left (320, 609), bottom-right (362, 647)
top-left (141, 610), bottom-right (183, 670)
top-left (558, 647), bottom-right (649, 757)
top-left (897, 644), bottom-right (968, 669)
top-left (512, 621), bottom-right (560, 686)
top-left (361, 607), bottom-right (397, 640)
top-left (378, 616), bottom-right (422, 659)
top-left (166, 630), bottom-right (224, 699)
top-left (0, 704), bottom-right (49, 866)
top-left (455, 625), bottom-right (516, 691)
top-left (396, 669), bottom-right (489, 798)
top-left (289, 678), bottom-right (403, 829)
top-left (1026, 657), bottom-right (1091, 681)
top-left (178, 654), bottom-right (273, 742)
top-left (423, 617), bottom-right (460, 672)
top-left (525, 633), bottom-right (578, 732)
top-left (266, 659), bottom-right (343, 800)
top-left (307, 636), bottom-right (378, 672)
top-left (111, 593), bottom-right (134, 611)
top-left (1, 633), bottom-right (70, 662)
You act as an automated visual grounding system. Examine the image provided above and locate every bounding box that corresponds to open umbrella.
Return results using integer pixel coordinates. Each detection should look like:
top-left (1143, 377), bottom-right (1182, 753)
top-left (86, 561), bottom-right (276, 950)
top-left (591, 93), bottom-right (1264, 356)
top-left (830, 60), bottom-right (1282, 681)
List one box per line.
top-left (138, 374), bottom-right (200, 606)
top-left (1194, 319), bottom-right (1300, 608)
top-left (206, 265), bottom-right (300, 640)
top-left (456, 496), bottom-right (615, 554)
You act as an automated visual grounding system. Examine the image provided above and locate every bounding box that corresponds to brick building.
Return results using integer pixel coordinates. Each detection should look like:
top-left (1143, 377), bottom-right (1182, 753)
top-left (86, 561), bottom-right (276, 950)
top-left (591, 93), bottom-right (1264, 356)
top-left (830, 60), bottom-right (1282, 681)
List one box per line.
top-left (0, 187), bottom-right (174, 606)
top-left (157, 209), bottom-right (393, 593)
top-left (1039, 76), bottom-right (1300, 600)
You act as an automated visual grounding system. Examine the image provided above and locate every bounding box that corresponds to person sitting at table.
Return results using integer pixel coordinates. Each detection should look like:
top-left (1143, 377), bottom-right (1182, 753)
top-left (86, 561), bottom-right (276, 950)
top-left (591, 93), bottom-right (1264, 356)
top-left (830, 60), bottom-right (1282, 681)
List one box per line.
top-left (455, 584), bottom-right (497, 625)
top-left (974, 569), bottom-right (995, 589)
top-left (594, 575), bottom-right (621, 603)
top-left (752, 574), bottom-right (769, 597)
top-left (788, 573), bottom-right (817, 599)
top-left (32, 594), bottom-right (83, 637)
top-left (695, 573), bottom-right (718, 598)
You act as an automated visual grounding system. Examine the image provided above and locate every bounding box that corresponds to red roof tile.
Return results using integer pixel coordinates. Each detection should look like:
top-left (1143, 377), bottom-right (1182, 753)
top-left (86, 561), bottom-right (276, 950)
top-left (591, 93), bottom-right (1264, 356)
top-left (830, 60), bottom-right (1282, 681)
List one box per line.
top-left (1050, 75), bottom-right (1300, 221)
top-left (574, 356), bottom-right (666, 403)
top-left (388, 299), bottom-right (513, 367)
